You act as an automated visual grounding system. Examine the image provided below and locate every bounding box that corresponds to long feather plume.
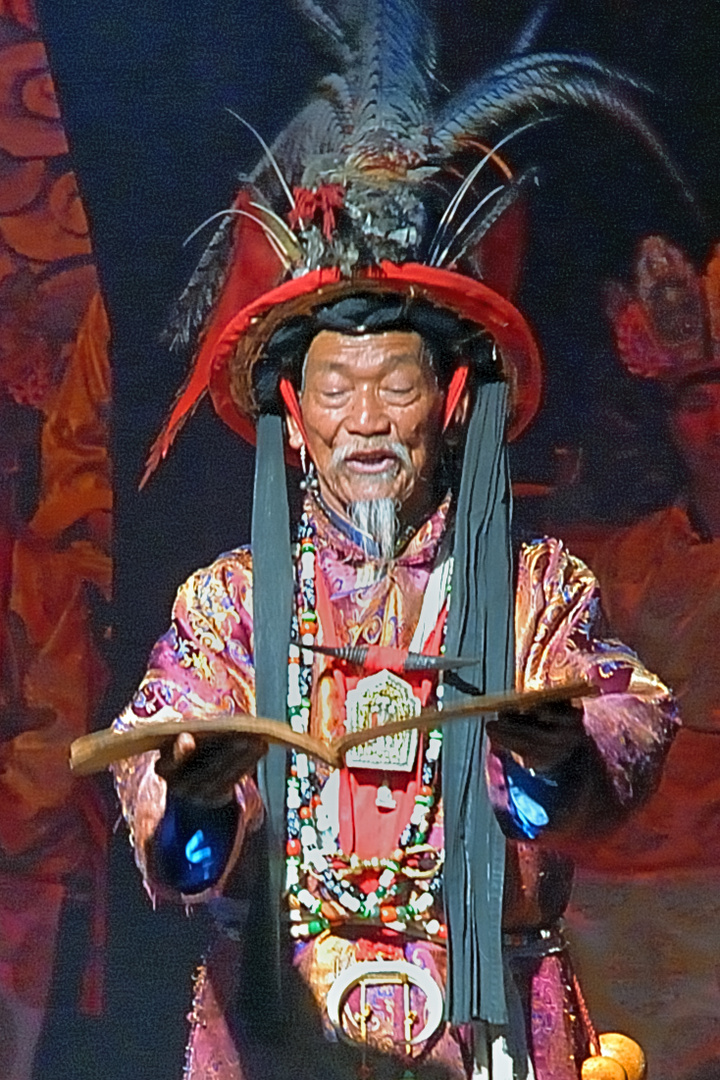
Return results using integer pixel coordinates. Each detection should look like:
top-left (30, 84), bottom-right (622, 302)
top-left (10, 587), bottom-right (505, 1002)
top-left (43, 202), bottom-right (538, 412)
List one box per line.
top-left (448, 169), bottom-right (539, 269)
top-left (291, 0), bottom-right (352, 65)
top-left (170, 0), bottom-right (694, 354)
top-left (428, 118), bottom-right (550, 266)
top-left (166, 214), bottom-right (234, 350)
top-left (509, 1), bottom-right (556, 56)
top-left (343, 0), bottom-right (434, 151)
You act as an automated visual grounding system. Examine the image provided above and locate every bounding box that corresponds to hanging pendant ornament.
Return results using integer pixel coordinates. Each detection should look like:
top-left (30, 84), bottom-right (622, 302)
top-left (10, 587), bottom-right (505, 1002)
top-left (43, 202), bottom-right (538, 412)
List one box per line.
top-left (375, 776), bottom-right (397, 810)
top-left (345, 670), bottom-right (420, 771)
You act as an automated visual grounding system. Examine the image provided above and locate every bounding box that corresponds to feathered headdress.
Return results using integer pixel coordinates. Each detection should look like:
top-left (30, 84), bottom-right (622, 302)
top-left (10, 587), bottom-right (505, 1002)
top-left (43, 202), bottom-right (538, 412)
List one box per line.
top-left (142, 0), bottom-right (685, 481)
top-left (608, 236), bottom-right (720, 384)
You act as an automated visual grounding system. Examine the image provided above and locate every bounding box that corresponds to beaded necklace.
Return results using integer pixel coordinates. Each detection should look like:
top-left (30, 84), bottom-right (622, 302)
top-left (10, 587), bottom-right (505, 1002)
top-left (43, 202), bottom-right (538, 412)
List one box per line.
top-left (285, 509), bottom-right (448, 941)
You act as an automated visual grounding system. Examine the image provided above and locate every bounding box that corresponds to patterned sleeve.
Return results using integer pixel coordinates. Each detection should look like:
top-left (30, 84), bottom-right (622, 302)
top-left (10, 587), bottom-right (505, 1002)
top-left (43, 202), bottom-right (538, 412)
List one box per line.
top-left (111, 548), bottom-right (264, 902)
top-left (500, 537), bottom-right (679, 838)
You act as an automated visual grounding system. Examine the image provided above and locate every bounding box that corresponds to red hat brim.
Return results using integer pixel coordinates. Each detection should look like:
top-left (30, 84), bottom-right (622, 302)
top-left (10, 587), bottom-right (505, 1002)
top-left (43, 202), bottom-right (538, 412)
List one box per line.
top-left (144, 259), bottom-right (542, 482)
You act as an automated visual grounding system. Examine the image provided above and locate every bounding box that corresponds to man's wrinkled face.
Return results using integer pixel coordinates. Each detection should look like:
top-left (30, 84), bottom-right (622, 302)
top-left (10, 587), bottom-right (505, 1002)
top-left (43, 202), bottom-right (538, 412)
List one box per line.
top-left (670, 378), bottom-right (720, 478)
top-left (286, 330), bottom-right (445, 520)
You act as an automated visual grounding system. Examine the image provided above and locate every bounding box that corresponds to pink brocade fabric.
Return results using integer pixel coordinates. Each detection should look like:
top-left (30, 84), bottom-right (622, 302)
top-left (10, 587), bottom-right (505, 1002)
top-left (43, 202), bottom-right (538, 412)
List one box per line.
top-left (112, 501), bottom-right (677, 1079)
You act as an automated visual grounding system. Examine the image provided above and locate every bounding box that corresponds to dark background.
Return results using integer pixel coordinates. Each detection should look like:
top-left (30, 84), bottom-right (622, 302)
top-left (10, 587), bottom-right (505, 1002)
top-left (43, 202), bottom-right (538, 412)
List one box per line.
top-left (31, 1), bottom-right (720, 1075)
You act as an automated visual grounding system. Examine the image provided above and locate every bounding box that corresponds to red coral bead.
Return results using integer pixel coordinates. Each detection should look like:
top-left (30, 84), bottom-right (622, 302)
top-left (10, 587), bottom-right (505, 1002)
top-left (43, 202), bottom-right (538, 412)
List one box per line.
top-left (286, 839), bottom-right (301, 857)
top-left (420, 785), bottom-right (433, 798)
top-left (299, 616), bottom-right (318, 636)
top-left (299, 806), bottom-right (312, 820)
top-left (380, 906), bottom-right (397, 923)
top-left (437, 924), bottom-right (448, 940)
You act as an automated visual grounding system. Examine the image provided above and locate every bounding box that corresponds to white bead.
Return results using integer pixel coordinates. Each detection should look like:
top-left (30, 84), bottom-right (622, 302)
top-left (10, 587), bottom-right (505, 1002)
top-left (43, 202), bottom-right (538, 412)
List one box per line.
top-left (315, 809), bottom-right (331, 832)
top-left (414, 891), bottom-right (434, 912)
top-left (307, 850), bottom-right (328, 873)
top-left (289, 908), bottom-right (302, 922)
top-left (285, 864), bottom-right (299, 889)
top-left (300, 552), bottom-right (315, 577)
top-left (300, 825), bottom-right (317, 849)
top-left (286, 788), bottom-right (301, 810)
top-left (426, 919), bottom-right (440, 936)
top-left (378, 868), bottom-right (395, 889)
top-left (287, 684), bottom-right (302, 708)
top-left (339, 890), bottom-right (361, 913)
top-left (297, 888), bottom-right (317, 910)
top-left (410, 805), bottom-right (425, 825)
top-left (290, 924), bottom-right (309, 939)
top-left (296, 754), bottom-right (309, 779)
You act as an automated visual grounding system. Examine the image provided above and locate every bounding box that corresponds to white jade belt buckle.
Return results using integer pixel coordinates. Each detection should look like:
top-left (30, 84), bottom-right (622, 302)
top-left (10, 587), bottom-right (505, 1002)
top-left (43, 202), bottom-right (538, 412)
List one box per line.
top-left (326, 959), bottom-right (444, 1054)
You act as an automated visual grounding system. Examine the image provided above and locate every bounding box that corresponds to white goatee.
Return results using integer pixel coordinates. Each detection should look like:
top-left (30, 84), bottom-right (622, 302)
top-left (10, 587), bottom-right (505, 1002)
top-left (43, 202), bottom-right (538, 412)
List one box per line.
top-left (349, 498), bottom-right (399, 560)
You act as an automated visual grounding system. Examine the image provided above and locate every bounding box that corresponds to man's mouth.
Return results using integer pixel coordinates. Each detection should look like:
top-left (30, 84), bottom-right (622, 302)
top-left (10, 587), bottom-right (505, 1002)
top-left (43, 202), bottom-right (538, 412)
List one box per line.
top-left (341, 449), bottom-right (400, 474)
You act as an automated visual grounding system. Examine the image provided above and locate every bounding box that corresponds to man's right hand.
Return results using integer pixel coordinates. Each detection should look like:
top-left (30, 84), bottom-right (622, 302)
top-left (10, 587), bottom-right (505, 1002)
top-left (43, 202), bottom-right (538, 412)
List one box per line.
top-left (155, 732), bottom-right (268, 807)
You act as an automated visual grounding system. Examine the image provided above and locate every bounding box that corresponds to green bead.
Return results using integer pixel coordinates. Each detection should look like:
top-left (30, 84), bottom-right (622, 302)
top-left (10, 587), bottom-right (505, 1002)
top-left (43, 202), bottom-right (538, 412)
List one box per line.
top-left (376, 886), bottom-right (387, 899)
top-left (307, 919), bottom-right (325, 935)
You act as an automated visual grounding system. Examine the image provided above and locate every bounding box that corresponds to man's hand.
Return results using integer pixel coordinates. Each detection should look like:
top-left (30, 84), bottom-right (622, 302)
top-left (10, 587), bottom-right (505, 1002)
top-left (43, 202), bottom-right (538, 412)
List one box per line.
top-left (487, 701), bottom-right (587, 773)
top-left (155, 732), bottom-right (268, 807)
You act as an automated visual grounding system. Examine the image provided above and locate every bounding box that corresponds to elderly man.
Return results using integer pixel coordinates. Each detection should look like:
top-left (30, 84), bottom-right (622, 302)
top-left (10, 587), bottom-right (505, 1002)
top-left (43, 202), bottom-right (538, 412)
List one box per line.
top-left (111, 5), bottom-right (677, 1079)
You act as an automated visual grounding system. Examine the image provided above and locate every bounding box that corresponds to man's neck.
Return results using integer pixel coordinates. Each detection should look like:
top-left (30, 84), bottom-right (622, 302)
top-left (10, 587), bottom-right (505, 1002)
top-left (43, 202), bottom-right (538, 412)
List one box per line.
top-left (309, 489), bottom-right (450, 560)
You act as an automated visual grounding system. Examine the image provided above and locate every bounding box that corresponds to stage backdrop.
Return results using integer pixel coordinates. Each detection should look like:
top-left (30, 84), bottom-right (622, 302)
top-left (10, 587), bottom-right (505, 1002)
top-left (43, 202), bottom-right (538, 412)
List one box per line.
top-left (0, 2), bottom-right (110, 1079)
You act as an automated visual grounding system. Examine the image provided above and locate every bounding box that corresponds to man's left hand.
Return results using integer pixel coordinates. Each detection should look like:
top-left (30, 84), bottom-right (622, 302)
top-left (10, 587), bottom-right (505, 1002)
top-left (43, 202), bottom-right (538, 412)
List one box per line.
top-left (487, 701), bottom-right (587, 773)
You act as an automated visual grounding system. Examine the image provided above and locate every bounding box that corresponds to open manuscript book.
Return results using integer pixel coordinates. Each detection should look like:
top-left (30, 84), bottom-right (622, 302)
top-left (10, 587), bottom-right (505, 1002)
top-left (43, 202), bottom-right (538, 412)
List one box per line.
top-left (70, 680), bottom-right (596, 775)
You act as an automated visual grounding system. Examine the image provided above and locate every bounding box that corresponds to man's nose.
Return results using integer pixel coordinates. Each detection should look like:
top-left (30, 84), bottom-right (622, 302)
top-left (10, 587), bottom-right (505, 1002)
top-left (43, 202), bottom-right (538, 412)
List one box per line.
top-left (346, 386), bottom-right (392, 435)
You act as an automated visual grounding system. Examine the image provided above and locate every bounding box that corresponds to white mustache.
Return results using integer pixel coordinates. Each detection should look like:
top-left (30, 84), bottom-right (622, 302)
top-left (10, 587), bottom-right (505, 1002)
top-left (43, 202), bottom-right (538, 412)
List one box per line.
top-left (330, 437), bottom-right (413, 472)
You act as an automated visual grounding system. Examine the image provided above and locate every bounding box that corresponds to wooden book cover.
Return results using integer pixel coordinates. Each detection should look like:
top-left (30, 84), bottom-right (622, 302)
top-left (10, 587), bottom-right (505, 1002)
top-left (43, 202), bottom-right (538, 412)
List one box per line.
top-left (69, 681), bottom-right (595, 775)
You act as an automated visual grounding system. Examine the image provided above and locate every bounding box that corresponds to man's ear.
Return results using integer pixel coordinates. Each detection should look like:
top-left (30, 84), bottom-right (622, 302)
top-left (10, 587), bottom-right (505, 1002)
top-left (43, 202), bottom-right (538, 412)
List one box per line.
top-left (286, 409), bottom-right (304, 451)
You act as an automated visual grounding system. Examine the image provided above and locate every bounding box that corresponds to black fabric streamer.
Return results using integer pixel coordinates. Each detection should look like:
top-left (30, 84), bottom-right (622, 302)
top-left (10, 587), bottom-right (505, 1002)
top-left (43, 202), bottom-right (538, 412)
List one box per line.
top-left (251, 413), bottom-right (294, 1011)
top-left (442, 379), bottom-right (514, 1026)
